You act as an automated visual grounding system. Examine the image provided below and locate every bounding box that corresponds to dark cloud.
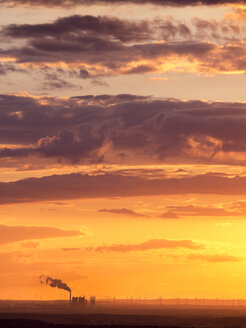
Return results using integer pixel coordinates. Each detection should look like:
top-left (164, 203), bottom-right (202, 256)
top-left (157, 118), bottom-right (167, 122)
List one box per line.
top-left (0, 63), bottom-right (26, 75)
top-left (99, 208), bottom-right (150, 218)
top-left (125, 65), bottom-right (156, 75)
top-left (1, 94), bottom-right (246, 166)
top-left (0, 38), bottom-right (215, 68)
top-left (0, 224), bottom-right (83, 245)
top-left (192, 17), bottom-right (242, 37)
top-left (1, 15), bottom-right (246, 82)
top-left (0, 0), bottom-right (245, 7)
top-left (41, 71), bottom-right (77, 90)
top-left (2, 15), bottom-right (151, 43)
top-left (2, 172), bottom-right (246, 205)
top-left (1, 15), bottom-right (244, 46)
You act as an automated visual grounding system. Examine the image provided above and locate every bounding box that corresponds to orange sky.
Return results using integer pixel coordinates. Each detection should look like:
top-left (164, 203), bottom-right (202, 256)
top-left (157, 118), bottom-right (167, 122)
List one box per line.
top-left (1, 0), bottom-right (246, 301)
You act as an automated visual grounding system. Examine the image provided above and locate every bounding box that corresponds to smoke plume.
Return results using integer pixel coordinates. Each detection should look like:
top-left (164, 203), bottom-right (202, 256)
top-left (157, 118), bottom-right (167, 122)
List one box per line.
top-left (39, 274), bottom-right (71, 292)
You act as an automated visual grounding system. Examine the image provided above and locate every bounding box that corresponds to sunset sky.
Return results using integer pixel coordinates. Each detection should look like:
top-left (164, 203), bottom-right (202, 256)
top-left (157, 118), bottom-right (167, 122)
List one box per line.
top-left (2, 0), bottom-right (246, 301)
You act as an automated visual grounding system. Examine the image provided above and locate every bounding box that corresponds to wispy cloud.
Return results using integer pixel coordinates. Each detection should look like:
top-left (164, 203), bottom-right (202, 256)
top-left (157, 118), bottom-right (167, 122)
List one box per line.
top-left (2, 171), bottom-right (246, 205)
top-left (85, 239), bottom-right (204, 252)
top-left (0, 225), bottom-right (83, 245)
top-left (186, 253), bottom-right (243, 262)
top-left (160, 205), bottom-right (241, 219)
top-left (99, 208), bottom-right (150, 218)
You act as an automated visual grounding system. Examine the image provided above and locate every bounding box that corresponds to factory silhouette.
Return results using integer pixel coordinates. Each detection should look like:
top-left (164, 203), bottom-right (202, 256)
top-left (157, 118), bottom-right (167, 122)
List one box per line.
top-left (37, 274), bottom-right (246, 308)
top-left (39, 275), bottom-right (96, 306)
top-left (71, 296), bottom-right (96, 306)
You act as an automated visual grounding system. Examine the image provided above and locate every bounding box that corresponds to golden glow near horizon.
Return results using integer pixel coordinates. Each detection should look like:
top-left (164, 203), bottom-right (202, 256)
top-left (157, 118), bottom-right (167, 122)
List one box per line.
top-left (1, 0), bottom-right (246, 302)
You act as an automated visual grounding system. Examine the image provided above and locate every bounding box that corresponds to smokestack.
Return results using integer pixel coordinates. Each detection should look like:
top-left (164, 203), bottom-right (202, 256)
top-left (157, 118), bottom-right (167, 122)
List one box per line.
top-left (70, 290), bottom-right (71, 304)
top-left (39, 275), bottom-right (72, 304)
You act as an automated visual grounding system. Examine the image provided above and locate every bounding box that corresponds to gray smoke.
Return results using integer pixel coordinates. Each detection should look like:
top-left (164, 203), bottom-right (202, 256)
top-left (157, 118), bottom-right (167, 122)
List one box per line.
top-left (39, 274), bottom-right (71, 292)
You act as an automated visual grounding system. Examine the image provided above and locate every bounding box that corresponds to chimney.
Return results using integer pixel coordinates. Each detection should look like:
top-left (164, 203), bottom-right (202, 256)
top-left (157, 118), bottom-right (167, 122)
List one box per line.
top-left (70, 291), bottom-right (72, 304)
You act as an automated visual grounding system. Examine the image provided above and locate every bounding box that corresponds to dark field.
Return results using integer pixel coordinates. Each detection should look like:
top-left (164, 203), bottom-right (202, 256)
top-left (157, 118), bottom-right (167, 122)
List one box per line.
top-left (1, 302), bottom-right (246, 328)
